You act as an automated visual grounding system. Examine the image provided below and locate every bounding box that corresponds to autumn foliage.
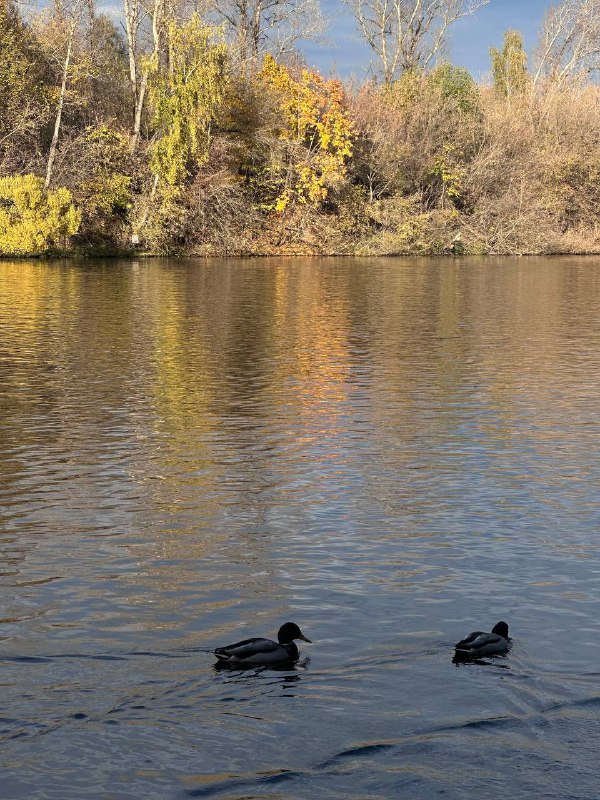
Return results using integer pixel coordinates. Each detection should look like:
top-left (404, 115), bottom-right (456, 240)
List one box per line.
top-left (259, 55), bottom-right (353, 210)
top-left (0, 0), bottom-right (599, 257)
top-left (0, 175), bottom-right (81, 255)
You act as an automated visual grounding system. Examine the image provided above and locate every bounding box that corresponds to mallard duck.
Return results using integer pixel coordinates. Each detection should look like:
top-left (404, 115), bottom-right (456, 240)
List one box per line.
top-left (454, 621), bottom-right (510, 658)
top-left (214, 622), bottom-right (311, 665)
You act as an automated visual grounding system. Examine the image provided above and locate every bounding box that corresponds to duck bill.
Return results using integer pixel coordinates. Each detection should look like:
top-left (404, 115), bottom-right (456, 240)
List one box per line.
top-left (298, 634), bottom-right (312, 643)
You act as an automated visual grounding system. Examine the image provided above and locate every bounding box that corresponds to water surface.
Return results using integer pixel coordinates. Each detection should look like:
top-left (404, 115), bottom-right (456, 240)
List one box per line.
top-left (1, 256), bottom-right (599, 799)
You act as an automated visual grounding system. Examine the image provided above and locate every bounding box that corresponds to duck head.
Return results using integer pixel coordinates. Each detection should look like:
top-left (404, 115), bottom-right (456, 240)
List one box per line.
top-left (278, 622), bottom-right (311, 644)
top-left (492, 621), bottom-right (509, 639)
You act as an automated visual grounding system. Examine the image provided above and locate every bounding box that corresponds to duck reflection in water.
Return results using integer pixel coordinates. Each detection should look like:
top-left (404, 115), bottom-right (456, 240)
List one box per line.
top-left (452, 654), bottom-right (510, 669)
top-left (213, 658), bottom-right (310, 700)
top-left (214, 658), bottom-right (310, 675)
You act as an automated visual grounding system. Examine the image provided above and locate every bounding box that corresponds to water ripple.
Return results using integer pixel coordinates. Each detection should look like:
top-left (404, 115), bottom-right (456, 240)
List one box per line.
top-left (0, 257), bottom-right (599, 800)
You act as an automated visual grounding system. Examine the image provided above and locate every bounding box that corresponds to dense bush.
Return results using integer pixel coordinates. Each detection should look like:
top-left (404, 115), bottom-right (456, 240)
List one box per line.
top-left (0, 175), bottom-right (80, 254)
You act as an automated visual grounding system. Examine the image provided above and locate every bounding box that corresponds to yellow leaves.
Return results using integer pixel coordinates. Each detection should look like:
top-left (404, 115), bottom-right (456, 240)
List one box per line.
top-left (75, 126), bottom-right (132, 222)
top-left (86, 124), bottom-right (129, 149)
top-left (148, 16), bottom-right (227, 188)
top-left (260, 54), bottom-right (354, 211)
top-left (427, 144), bottom-right (464, 207)
top-left (490, 30), bottom-right (529, 98)
top-left (80, 173), bottom-right (131, 216)
top-left (0, 1), bottom-right (48, 117)
top-left (0, 174), bottom-right (81, 255)
top-left (275, 191), bottom-right (292, 212)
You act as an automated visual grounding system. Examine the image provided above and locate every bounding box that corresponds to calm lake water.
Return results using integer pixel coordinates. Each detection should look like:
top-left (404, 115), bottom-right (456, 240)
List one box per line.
top-left (1, 256), bottom-right (599, 799)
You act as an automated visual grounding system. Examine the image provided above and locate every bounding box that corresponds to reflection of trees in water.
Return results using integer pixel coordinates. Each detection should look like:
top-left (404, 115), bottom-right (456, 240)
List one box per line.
top-left (1, 257), bottom-right (598, 627)
top-left (0, 264), bottom-right (84, 623)
top-left (0, 262), bottom-right (155, 536)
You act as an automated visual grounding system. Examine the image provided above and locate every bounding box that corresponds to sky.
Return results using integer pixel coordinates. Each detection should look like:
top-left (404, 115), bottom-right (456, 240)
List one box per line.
top-left (302, 0), bottom-right (553, 81)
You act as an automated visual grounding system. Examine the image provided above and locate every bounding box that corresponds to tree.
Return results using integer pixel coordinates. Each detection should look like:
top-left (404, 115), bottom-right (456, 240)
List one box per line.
top-left (342, 0), bottom-right (488, 84)
top-left (534, 0), bottom-right (600, 86)
top-left (123, 0), bottom-right (141, 100)
top-left (0, 174), bottom-right (81, 254)
top-left (260, 54), bottom-right (353, 210)
top-left (133, 15), bottom-right (227, 246)
top-left (34, 0), bottom-right (95, 188)
top-left (430, 62), bottom-right (479, 113)
top-left (44, 6), bottom-right (79, 187)
top-left (0, 0), bottom-right (49, 173)
top-left (210, 0), bottom-right (325, 64)
top-left (70, 126), bottom-right (134, 248)
top-left (82, 14), bottom-right (131, 127)
top-left (127, 0), bottom-right (165, 152)
top-left (490, 29), bottom-right (528, 97)
top-left (148, 15), bottom-right (227, 187)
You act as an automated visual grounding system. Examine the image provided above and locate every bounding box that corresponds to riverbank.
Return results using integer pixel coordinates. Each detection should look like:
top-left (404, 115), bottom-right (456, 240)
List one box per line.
top-left (3, 237), bottom-right (600, 259)
top-left (2, 3), bottom-right (599, 260)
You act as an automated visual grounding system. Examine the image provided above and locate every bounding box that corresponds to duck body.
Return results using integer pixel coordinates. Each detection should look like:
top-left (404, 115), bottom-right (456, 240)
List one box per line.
top-left (214, 622), bottom-right (311, 666)
top-left (454, 621), bottom-right (510, 658)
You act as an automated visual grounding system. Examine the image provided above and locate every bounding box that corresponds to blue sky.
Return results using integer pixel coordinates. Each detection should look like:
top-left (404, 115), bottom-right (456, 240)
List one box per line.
top-left (303, 0), bottom-right (552, 81)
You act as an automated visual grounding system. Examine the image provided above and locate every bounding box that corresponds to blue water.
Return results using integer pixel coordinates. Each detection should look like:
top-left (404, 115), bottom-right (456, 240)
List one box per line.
top-left (0, 256), bottom-right (599, 799)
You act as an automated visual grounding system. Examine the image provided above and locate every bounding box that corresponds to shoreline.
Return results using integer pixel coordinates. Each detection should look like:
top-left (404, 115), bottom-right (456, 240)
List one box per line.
top-left (2, 249), bottom-right (600, 261)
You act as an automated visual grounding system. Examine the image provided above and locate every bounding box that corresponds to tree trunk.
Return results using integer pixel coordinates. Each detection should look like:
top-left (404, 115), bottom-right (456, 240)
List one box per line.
top-left (130, 0), bottom-right (163, 152)
top-left (131, 69), bottom-right (148, 152)
top-left (45, 18), bottom-right (75, 189)
top-left (123, 0), bottom-right (138, 98)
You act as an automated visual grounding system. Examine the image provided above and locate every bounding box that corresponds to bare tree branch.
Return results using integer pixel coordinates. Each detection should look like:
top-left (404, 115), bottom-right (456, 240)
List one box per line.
top-left (534, 0), bottom-right (600, 86)
top-left (44, 0), bottom-right (85, 188)
top-left (130, 0), bottom-right (164, 151)
top-left (343, 0), bottom-right (489, 83)
top-left (209, 0), bottom-right (326, 64)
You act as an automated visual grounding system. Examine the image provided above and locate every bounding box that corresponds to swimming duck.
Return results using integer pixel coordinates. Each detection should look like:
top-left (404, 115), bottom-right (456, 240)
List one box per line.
top-left (214, 622), bottom-right (311, 665)
top-left (454, 621), bottom-right (510, 658)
